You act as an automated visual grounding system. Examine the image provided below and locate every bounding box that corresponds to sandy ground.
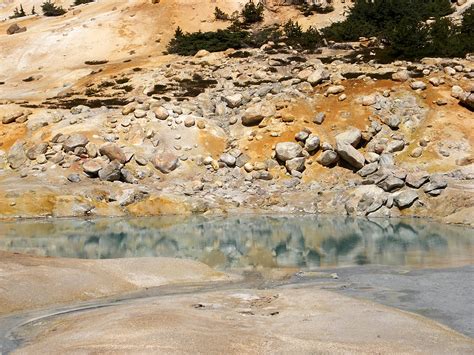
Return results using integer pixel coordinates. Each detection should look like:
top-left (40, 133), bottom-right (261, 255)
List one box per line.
top-left (0, 251), bottom-right (232, 315)
top-left (0, 252), bottom-right (472, 353)
top-left (12, 286), bottom-right (474, 354)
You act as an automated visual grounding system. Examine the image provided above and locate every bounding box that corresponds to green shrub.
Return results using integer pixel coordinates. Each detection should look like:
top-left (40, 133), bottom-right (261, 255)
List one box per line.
top-left (284, 20), bottom-right (323, 50)
top-left (322, 0), bottom-right (454, 42)
top-left (74, 0), bottom-right (95, 5)
top-left (241, 0), bottom-right (264, 25)
top-left (10, 4), bottom-right (26, 19)
top-left (214, 7), bottom-right (229, 21)
top-left (41, 1), bottom-right (66, 16)
top-left (167, 27), bottom-right (248, 56)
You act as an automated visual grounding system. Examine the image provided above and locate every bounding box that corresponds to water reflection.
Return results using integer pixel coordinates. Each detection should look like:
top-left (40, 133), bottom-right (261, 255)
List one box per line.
top-left (0, 216), bottom-right (472, 269)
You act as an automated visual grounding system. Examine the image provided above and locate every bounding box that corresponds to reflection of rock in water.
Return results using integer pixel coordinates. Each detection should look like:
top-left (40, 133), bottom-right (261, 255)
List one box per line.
top-left (0, 216), bottom-right (471, 269)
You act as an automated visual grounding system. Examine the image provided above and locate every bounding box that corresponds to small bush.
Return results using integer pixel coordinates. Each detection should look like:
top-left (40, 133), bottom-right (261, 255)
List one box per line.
top-left (42, 1), bottom-right (66, 16)
top-left (167, 27), bottom-right (248, 56)
top-left (241, 0), bottom-right (264, 25)
top-left (214, 7), bottom-right (229, 21)
top-left (74, 0), bottom-right (94, 5)
top-left (284, 20), bottom-right (323, 50)
top-left (10, 4), bottom-right (27, 19)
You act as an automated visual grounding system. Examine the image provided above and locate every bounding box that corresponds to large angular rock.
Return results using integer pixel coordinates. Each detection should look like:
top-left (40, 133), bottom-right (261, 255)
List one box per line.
top-left (335, 129), bottom-right (361, 147)
top-left (285, 157), bottom-right (306, 172)
top-left (26, 143), bottom-right (48, 160)
top-left (7, 141), bottom-right (27, 169)
top-left (219, 153), bottom-right (236, 167)
top-left (307, 68), bottom-right (330, 85)
top-left (275, 142), bottom-right (303, 161)
top-left (377, 176), bottom-right (405, 192)
top-left (6, 23), bottom-right (26, 35)
top-left (98, 160), bottom-right (122, 181)
top-left (304, 135), bottom-right (320, 152)
top-left (2, 111), bottom-right (24, 124)
top-left (63, 134), bottom-right (89, 152)
top-left (423, 175), bottom-right (447, 193)
top-left (406, 172), bottom-right (429, 188)
top-left (336, 143), bottom-right (365, 169)
top-left (460, 92), bottom-right (474, 111)
top-left (83, 160), bottom-right (103, 176)
top-left (99, 143), bottom-right (127, 164)
top-left (223, 94), bottom-right (243, 108)
top-left (317, 150), bottom-right (338, 166)
top-left (153, 152), bottom-right (179, 173)
top-left (357, 162), bottom-right (378, 177)
top-left (242, 102), bottom-right (275, 126)
top-left (394, 189), bottom-right (419, 208)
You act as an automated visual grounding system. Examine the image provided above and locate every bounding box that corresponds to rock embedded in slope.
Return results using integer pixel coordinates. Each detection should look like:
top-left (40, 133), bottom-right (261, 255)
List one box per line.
top-left (410, 81), bottom-right (427, 90)
top-left (26, 143), bottom-right (48, 160)
top-left (242, 102), bottom-right (275, 126)
top-left (98, 160), bottom-right (123, 182)
top-left (83, 160), bottom-right (103, 176)
top-left (393, 189), bottom-right (419, 208)
top-left (423, 175), bottom-right (448, 193)
top-left (99, 143), bottom-right (127, 164)
top-left (313, 112), bottom-right (325, 125)
top-left (335, 129), bottom-right (361, 147)
top-left (304, 135), bottom-right (320, 152)
top-left (326, 85), bottom-right (345, 96)
top-left (152, 152), bottom-right (179, 174)
top-left (358, 162), bottom-right (379, 177)
top-left (223, 94), bottom-right (243, 108)
top-left (285, 157), bottom-right (306, 173)
top-left (317, 150), bottom-right (338, 166)
top-left (336, 142), bottom-right (365, 170)
top-left (153, 106), bottom-right (169, 120)
top-left (275, 142), bottom-right (303, 162)
top-left (6, 23), bottom-right (26, 35)
top-left (307, 68), bottom-right (330, 85)
top-left (7, 141), bottom-right (27, 169)
top-left (406, 172), bottom-right (429, 188)
top-left (63, 134), bottom-right (89, 152)
top-left (219, 153), bottom-right (236, 167)
top-left (2, 111), bottom-right (24, 124)
top-left (377, 176), bottom-right (405, 192)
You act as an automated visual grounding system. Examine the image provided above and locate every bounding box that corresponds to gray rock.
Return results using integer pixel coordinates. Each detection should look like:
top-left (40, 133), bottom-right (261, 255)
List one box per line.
top-left (410, 81), bottom-right (427, 90)
top-left (394, 189), bottom-right (418, 208)
top-left (2, 111), bottom-right (24, 124)
top-left (357, 162), bottom-right (378, 177)
top-left (317, 150), bottom-right (338, 166)
top-left (387, 140), bottom-right (405, 153)
top-left (379, 153), bottom-right (395, 167)
top-left (7, 141), bottom-right (26, 169)
top-left (423, 175), bottom-right (447, 193)
top-left (63, 134), bottom-right (89, 152)
top-left (304, 135), bottom-right (320, 152)
top-left (313, 112), bottom-right (325, 125)
top-left (295, 130), bottom-right (310, 142)
top-left (406, 172), bottom-right (429, 188)
top-left (275, 142), bottom-right (303, 161)
top-left (335, 129), bottom-right (361, 147)
top-left (307, 68), bottom-right (330, 85)
top-left (460, 92), bottom-right (474, 110)
top-left (223, 94), bottom-right (243, 108)
top-left (67, 174), bottom-right (81, 183)
top-left (98, 160), bottom-right (123, 181)
top-left (219, 153), bottom-right (236, 167)
top-left (378, 176), bottom-right (405, 192)
top-left (285, 157), bottom-right (306, 172)
top-left (83, 160), bottom-right (103, 176)
top-left (382, 115), bottom-right (401, 129)
top-left (121, 168), bottom-right (138, 184)
top-left (26, 143), bottom-right (48, 160)
top-left (336, 142), bottom-right (365, 169)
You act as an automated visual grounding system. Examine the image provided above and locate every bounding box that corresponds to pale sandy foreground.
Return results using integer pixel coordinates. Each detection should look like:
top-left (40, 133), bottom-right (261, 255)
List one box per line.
top-left (0, 252), bottom-right (472, 354)
top-left (15, 288), bottom-right (474, 354)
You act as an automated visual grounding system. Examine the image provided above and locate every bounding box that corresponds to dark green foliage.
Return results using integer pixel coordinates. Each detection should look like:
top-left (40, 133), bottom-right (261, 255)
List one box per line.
top-left (10, 4), bottom-right (26, 19)
top-left (241, 0), bottom-right (264, 25)
top-left (31, 6), bottom-right (36, 15)
top-left (283, 20), bottom-right (323, 50)
top-left (167, 28), bottom-right (248, 56)
top-left (322, 0), bottom-right (454, 41)
top-left (74, 0), bottom-right (94, 5)
top-left (214, 7), bottom-right (229, 21)
top-left (41, 1), bottom-right (66, 16)
top-left (321, 0), bottom-right (474, 60)
top-left (167, 20), bottom-right (324, 56)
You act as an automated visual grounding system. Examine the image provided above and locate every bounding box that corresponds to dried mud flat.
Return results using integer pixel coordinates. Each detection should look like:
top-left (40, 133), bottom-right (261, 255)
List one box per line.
top-left (0, 252), bottom-right (472, 354)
